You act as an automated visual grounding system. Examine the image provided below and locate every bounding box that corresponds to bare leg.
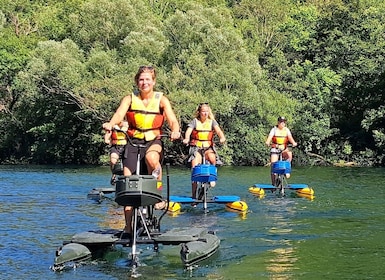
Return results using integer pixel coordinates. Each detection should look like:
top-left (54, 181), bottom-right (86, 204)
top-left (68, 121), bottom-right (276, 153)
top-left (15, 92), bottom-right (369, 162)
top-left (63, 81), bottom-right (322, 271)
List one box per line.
top-left (282, 150), bottom-right (293, 178)
top-left (145, 144), bottom-right (162, 178)
top-left (190, 152), bottom-right (202, 198)
top-left (271, 173), bottom-right (276, 186)
top-left (110, 152), bottom-right (119, 185)
top-left (123, 166), bottom-right (133, 235)
top-left (283, 150), bottom-right (293, 162)
top-left (205, 150), bottom-right (216, 165)
top-left (124, 206), bottom-right (132, 234)
top-left (205, 150), bottom-right (217, 187)
top-left (191, 181), bottom-right (198, 198)
top-left (270, 153), bottom-right (278, 185)
top-left (145, 144), bottom-right (166, 209)
top-left (110, 152), bottom-right (119, 167)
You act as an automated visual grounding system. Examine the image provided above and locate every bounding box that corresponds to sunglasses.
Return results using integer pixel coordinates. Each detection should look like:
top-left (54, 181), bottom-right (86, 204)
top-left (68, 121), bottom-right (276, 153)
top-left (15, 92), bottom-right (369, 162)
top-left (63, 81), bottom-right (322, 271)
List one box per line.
top-left (139, 65), bottom-right (154, 71)
top-left (198, 102), bottom-right (209, 109)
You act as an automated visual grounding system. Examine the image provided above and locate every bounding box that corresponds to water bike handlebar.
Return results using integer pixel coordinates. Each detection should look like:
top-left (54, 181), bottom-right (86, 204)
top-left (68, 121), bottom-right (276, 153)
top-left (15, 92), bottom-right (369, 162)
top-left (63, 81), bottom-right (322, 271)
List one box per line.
top-left (107, 127), bottom-right (181, 148)
top-left (269, 143), bottom-right (297, 152)
top-left (181, 132), bottom-right (225, 147)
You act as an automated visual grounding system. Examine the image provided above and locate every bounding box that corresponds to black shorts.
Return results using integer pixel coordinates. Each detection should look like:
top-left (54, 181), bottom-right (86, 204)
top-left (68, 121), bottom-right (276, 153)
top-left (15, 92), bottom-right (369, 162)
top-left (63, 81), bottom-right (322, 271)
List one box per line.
top-left (123, 138), bottom-right (163, 175)
top-left (270, 147), bottom-right (282, 154)
top-left (110, 145), bottom-right (125, 157)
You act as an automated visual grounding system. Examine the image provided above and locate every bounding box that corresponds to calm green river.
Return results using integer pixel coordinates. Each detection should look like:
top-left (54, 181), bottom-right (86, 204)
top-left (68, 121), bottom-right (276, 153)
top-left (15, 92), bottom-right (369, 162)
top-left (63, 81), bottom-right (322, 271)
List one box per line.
top-left (0, 165), bottom-right (384, 279)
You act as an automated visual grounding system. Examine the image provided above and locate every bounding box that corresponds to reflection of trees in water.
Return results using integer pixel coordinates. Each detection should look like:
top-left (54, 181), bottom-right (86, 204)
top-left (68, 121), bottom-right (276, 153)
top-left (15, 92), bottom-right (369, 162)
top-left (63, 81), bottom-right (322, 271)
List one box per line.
top-left (267, 246), bottom-right (297, 279)
top-left (264, 199), bottom-right (298, 279)
top-left (99, 206), bottom-right (125, 230)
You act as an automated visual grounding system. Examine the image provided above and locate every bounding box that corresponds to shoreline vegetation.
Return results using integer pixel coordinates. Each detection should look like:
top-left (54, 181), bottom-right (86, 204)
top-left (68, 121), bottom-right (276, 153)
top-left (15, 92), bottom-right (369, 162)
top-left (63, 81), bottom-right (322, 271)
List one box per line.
top-left (1, 1), bottom-right (384, 167)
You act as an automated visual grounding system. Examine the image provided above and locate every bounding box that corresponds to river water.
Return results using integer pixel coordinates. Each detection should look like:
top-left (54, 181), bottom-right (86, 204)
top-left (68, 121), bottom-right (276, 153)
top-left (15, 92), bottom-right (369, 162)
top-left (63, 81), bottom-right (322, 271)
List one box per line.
top-left (0, 165), bottom-right (384, 279)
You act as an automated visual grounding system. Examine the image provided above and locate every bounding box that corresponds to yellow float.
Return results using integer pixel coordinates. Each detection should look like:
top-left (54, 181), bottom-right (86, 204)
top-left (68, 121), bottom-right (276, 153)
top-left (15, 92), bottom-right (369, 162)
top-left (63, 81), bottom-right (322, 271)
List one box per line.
top-left (296, 187), bottom-right (314, 196)
top-left (296, 187), bottom-right (315, 200)
top-left (225, 200), bottom-right (248, 212)
top-left (248, 186), bottom-right (265, 197)
top-left (167, 201), bottom-right (181, 213)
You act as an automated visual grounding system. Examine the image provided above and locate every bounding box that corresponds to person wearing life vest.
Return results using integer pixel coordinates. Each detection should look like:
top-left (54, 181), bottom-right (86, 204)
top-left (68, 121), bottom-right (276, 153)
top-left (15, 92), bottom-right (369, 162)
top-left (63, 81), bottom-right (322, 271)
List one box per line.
top-left (182, 103), bottom-right (226, 200)
top-left (102, 66), bottom-right (181, 239)
top-left (104, 120), bottom-right (128, 185)
top-left (265, 116), bottom-right (298, 184)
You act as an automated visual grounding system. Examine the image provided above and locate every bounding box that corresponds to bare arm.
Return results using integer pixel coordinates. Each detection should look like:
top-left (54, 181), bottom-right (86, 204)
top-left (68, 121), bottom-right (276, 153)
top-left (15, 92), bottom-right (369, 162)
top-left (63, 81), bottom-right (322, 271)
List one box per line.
top-left (182, 127), bottom-right (193, 145)
top-left (102, 95), bottom-right (132, 131)
top-left (265, 136), bottom-right (272, 146)
top-left (214, 125), bottom-right (226, 144)
top-left (104, 130), bottom-right (112, 144)
top-left (287, 130), bottom-right (298, 147)
top-left (265, 128), bottom-right (274, 147)
top-left (161, 95), bottom-right (180, 140)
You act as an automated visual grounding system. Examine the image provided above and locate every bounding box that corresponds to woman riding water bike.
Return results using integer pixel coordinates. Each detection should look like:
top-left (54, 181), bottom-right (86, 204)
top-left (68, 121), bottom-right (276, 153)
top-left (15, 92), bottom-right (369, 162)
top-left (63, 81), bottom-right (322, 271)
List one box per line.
top-left (265, 116), bottom-right (297, 186)
top-left (104, 121), bottom-right (129, 185)
top-left (182, 103), bottom-right (226, 203)
top-left (102, 66), bottom-right (180, 239)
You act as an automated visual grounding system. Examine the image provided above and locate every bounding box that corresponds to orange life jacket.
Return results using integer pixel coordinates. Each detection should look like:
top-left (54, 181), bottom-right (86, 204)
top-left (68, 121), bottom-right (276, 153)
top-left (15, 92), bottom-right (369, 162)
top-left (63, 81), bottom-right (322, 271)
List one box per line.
top-left (272, 126), bottom-right (289, 147)
top-left (126, 91), bottom-right (164, 141)
top-left (190, 119), bottom-right (214, 148)
top-left (111, 130), bottom-right (127, 145)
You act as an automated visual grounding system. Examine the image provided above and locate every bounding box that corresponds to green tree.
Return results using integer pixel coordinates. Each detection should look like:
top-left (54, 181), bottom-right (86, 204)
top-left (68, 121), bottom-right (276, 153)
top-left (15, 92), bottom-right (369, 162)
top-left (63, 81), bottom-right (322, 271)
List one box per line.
top-left (1, 0), bottom-right (385, 166)
top-left (11, 39), bottom-right (101, 163)
top-left (311, 1), bottom-right (385, 164)
top-left (161, 4), bottom-right (282, 165)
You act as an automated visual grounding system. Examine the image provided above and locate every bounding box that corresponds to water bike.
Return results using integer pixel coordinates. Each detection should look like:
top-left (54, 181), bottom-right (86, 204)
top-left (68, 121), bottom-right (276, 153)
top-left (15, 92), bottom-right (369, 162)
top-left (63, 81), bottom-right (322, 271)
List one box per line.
top-left (169, 147), bottom-right (248, 213)
top-left (52, 132), bottom-right (220, 272)
top-left (249, 145), bottom-right (314, 199)
top-left (86, 131), bottom-right (125, 203)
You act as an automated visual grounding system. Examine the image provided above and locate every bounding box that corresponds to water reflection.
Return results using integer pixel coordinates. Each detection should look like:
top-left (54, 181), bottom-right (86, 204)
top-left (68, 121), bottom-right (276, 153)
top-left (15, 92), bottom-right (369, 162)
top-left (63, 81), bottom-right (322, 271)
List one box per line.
top-left (1, 166), bottom-right (385, 279)
top-left (263, 199), bottom-right (297, 279)
top-left (99, 205), bottom-right (125, 230)
top-left (267, 246), bottom-right (296, 279)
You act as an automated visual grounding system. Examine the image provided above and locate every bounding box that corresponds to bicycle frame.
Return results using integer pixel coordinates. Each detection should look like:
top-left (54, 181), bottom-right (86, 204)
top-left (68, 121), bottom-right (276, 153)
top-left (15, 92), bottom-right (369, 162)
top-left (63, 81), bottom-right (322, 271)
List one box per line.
top-left (271, 147), bottom-right (291, 196)
top-left (192, 148), bottom-right (217, 213)
top-left (112, 128), bottom-right (170, 267)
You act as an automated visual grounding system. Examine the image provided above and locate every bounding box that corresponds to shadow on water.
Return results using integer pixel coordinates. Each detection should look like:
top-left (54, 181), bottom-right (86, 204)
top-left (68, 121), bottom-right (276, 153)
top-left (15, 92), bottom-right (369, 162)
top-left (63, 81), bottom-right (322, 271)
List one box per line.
top-left (1, 165), bottom-right (385, 279)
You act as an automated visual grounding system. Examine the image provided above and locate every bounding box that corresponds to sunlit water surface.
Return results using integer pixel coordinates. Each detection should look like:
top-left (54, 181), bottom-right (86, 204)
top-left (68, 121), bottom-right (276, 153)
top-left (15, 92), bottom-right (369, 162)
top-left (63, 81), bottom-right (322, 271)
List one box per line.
top-left (0, 165), bottom-right (384, 279)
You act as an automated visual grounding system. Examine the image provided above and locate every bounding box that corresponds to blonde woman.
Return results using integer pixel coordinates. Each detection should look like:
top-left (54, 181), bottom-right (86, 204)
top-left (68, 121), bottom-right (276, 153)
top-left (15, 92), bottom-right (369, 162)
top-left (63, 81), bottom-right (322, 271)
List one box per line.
top-left (183, 103), bottom-right (226, 199)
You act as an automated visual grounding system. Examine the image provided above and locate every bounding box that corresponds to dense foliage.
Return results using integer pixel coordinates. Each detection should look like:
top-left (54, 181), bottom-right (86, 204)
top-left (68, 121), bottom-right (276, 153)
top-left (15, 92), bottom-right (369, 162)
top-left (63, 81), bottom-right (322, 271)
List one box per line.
top-left (1, 0), bottom-right (384, 166)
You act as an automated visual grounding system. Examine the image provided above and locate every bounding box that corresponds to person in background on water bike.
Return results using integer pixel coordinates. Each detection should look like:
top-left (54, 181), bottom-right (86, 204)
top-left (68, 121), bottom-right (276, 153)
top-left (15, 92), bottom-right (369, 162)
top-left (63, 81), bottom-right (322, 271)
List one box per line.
top-left (104, 120), bottom-right (129, 185)
top-left (265, 116), bottom-right (297, 184)
top-left (102, 66), bottom-right (181, 239)
top-left (182, 103), bottom-right (226, 199)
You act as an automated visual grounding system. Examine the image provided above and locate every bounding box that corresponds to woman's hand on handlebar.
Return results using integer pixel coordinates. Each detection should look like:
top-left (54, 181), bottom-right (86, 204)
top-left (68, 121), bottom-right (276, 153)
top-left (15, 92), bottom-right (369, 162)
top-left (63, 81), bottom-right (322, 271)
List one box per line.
top-left (267, 142), bottom-right (298, 149)
top-left (182, 138), bottom-right (189, 145)
top-left (287, 142), bottom-right (298, 148)
top-left (103, 121), bottom-right (128, 134)
top-left (170, 131), bottom-right (181, 141)
top-left (102, 122), bottom-right (113, 131)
